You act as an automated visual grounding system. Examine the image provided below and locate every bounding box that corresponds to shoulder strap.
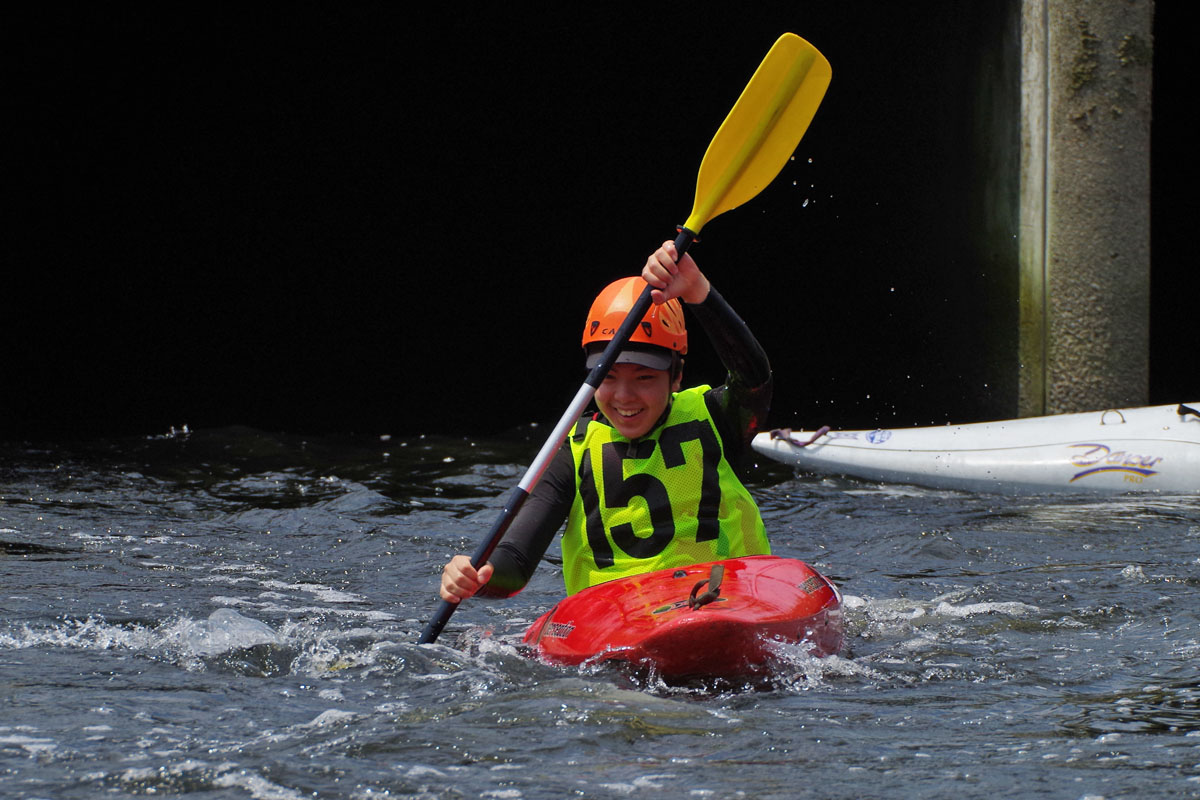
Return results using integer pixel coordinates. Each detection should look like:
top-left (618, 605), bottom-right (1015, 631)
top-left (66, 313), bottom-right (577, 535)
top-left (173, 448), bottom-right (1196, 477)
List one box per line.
top-left (571, 414), bottom-right (593, 442)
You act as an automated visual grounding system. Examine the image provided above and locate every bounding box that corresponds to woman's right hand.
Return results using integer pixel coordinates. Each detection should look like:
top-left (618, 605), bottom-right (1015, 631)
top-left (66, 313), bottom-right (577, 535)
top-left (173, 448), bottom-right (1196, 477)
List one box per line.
top-left (643, 240), bottom-right (710, 305)
top-left (439, 555), bottom-right (495, 603)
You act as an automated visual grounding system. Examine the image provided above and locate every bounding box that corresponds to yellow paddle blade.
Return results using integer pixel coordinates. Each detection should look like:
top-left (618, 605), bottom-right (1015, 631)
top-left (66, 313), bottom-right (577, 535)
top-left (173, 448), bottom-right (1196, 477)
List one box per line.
top-left (683, 33), bottom-right (832, 234)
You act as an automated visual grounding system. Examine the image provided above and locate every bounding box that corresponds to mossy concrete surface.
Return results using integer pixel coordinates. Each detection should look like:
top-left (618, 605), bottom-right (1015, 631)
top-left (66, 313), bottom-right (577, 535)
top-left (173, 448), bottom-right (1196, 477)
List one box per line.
top-left (1020, 0), bottom-right (1153, 415)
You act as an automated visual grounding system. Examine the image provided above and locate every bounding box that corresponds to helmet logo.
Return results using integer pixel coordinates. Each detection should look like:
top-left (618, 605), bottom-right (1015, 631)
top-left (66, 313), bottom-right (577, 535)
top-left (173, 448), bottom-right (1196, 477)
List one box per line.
top-left (589, 321), bottom-right (600, 336)
top-left (640, 322), bottom-right (653, 338)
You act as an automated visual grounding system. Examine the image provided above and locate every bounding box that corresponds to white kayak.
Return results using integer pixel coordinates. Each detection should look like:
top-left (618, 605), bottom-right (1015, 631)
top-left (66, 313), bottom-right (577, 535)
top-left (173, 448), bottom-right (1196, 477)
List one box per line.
top-left (753, 402), bottom-right (1200, 494)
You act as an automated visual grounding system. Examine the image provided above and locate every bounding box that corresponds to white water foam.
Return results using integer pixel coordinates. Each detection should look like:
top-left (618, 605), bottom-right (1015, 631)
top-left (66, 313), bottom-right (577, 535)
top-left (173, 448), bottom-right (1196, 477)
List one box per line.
top-left (0, 732), bottom-right (57, 755)
top-left (599, 773), bottom-right (679, 795)
top-left (163, 608), bottom-right (281, 657)
top-left (0, 609), bottom-right (282, 660)
top-left (931, 600), bottom-right (1039, 618)
top-left (303, 709), bottom-right (357, 728)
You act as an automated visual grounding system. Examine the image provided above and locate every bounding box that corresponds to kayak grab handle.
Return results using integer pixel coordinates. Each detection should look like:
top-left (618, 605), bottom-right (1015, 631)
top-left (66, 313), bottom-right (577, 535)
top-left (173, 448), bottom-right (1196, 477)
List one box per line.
top-left (688, 564), bottom-right (725, 609)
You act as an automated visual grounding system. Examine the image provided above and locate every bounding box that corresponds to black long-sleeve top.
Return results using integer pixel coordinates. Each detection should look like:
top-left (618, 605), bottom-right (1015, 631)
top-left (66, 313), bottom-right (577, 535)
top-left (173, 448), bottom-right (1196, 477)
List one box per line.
top-left (482, 285), bottom-right (771, 597)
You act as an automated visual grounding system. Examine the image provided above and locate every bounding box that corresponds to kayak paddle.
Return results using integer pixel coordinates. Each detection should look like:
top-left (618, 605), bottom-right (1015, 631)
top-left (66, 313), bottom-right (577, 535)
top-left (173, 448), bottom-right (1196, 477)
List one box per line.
top-left (419, 33), bottom-right (831, 645)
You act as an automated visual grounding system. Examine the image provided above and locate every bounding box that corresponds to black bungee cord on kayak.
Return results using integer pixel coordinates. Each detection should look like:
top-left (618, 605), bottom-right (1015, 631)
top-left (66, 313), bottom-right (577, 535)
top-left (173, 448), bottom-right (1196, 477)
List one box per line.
top-left (769, 425), bottom-right (831, 447)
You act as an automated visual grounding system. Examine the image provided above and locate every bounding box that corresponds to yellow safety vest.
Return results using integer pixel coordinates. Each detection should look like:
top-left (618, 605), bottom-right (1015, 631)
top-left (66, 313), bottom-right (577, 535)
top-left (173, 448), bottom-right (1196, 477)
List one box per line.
top-left (561, 385), bottom-right (770, 595)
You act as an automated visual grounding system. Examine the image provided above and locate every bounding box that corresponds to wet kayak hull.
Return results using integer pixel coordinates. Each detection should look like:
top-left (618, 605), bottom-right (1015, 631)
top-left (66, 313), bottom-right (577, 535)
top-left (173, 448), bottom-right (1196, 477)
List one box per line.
top-left (752, 402), bottom-right (1200, 494)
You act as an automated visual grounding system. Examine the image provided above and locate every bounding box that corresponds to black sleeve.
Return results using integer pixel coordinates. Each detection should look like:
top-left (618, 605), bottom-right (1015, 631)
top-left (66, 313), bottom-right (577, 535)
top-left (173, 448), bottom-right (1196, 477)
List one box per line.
top-left (478, 440), bottom-right (575, 597)
top-left (686, 285), bottom-right (772, 473)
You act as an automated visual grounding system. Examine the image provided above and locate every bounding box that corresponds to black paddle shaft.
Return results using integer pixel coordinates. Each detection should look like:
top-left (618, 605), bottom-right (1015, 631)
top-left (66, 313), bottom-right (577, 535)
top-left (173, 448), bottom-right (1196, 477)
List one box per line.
top-left (417, 227), bottom-right (696, 645)
top-left (418, 484), bottom-right (530, 644)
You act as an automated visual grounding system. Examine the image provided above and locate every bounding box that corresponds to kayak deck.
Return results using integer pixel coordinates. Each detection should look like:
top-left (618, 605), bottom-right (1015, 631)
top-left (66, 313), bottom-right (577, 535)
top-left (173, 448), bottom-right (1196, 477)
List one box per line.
top-left (523, 556), bottom-right (842, 681)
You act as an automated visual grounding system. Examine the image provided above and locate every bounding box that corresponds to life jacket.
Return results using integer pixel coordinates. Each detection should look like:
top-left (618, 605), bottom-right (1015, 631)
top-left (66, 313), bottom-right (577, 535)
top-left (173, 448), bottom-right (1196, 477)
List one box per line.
top-left (561, 385), bottom-right (770, 595)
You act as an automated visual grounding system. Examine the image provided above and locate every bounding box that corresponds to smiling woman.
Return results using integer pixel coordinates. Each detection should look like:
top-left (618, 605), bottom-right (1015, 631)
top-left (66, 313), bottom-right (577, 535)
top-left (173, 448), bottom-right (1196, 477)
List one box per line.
top-left (437, 238), bottom-right (776, 606)
top-left (420, 31), bottom-right (832, 643)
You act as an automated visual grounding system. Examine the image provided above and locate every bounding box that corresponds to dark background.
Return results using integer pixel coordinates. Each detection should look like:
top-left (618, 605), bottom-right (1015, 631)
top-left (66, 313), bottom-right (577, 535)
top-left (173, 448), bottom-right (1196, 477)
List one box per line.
top-left (8, 4), bottom-right (1194, 441)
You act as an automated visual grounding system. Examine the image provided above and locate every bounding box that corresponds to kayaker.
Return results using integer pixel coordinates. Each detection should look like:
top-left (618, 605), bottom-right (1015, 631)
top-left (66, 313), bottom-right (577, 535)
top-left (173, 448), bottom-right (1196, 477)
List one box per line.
top-left (439, 240), bottom-right (772, 602)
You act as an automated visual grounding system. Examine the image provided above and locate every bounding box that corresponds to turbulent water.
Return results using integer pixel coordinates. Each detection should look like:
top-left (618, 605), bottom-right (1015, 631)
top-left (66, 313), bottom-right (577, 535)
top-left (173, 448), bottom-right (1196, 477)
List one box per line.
top-left (2, 425), bottom-right (1199, 799)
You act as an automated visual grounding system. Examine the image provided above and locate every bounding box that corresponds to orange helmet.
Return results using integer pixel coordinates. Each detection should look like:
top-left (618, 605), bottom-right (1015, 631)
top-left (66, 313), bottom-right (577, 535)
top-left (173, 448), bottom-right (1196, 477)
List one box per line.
top-left (581, 277), bottom-right (687, 370)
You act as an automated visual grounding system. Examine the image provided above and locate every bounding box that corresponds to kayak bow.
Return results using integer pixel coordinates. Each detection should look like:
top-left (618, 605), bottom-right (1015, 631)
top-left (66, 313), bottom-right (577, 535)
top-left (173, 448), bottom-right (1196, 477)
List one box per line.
top-left (523, 555), bottom-right (843, 681)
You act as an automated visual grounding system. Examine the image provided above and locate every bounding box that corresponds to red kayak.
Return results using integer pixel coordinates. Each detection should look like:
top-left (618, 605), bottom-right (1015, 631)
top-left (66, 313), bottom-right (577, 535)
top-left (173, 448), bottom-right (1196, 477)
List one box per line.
top-left (522, 555), bottom-right (843, 681)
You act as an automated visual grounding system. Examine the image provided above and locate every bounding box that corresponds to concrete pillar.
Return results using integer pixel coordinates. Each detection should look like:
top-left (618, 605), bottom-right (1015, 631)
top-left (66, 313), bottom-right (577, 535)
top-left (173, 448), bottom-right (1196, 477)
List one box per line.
top-left (1018, 0), bottom-right (1153, 416)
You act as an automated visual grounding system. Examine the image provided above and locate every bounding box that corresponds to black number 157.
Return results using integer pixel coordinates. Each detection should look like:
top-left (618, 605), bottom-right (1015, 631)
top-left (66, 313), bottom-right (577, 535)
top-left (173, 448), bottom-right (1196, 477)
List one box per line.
top-left (577, 420), bottom-right (721, 568)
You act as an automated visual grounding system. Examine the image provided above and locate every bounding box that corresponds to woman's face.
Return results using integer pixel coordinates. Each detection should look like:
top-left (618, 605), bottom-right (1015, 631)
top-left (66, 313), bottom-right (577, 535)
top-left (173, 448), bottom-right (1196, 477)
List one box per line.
top-left (595, 362), bottom-right (681, 439)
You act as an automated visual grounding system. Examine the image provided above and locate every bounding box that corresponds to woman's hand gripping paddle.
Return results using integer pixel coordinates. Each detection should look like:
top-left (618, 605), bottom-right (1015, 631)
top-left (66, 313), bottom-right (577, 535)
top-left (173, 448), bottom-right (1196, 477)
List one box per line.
top-left (418, 33), bottom-right (831, 645)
